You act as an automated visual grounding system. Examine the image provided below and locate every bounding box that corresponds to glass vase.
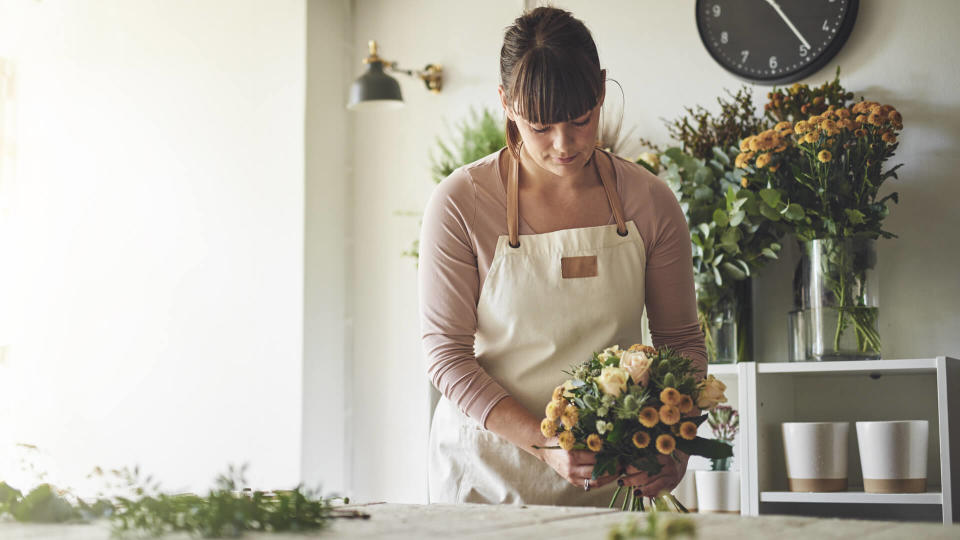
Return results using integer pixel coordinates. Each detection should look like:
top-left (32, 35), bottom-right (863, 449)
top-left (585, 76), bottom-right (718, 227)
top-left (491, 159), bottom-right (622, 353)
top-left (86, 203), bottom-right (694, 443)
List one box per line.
top-left (703, 296), bottom-right (738, 365)
top-left (794, 238), bottom-right (880, 361)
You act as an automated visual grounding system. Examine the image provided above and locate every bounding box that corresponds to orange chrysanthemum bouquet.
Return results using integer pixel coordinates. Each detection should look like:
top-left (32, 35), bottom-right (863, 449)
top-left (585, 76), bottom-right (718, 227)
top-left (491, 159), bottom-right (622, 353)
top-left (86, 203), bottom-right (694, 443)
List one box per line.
top-left (538, 344), bottom-right (732, 511)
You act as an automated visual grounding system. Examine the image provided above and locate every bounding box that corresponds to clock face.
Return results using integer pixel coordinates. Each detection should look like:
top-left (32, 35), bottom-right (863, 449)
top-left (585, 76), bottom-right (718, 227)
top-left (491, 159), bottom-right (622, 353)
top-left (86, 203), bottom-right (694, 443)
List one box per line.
top-left (696, 0), bottom-right (859, 85)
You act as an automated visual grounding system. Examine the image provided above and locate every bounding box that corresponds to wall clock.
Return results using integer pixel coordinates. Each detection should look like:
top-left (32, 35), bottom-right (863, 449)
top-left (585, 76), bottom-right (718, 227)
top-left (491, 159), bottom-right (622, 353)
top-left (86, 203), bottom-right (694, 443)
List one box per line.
top-left (696, 0), bottom-right (859, 85)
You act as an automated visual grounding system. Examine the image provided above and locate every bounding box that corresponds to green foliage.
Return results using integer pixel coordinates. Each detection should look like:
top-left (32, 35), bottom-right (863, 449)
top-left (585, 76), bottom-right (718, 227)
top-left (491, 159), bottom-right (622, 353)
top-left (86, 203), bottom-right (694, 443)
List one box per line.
top-left (663, 86), bottom-right (767, 162)
top-left (404, 107), bottom-right (507, 261)
top-left (0, 464), bottom-right (366, 537)
top-left (607, 506), bottom-right (696, 539)
top-left (429, 107), bottom-right (506, 185)
top-left (659, 147), bottom-right (792, 329)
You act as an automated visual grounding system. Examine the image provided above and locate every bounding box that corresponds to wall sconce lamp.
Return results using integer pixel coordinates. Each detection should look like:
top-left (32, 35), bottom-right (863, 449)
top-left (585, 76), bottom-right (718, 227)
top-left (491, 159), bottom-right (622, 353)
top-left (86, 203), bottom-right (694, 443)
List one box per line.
top-left (347, 41), bottom-right (443, 111)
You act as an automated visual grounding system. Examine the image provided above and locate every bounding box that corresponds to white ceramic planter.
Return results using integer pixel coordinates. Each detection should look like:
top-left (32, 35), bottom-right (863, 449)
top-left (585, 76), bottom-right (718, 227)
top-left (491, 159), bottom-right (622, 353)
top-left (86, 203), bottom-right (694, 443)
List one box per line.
top-left (671, 470), bottom-right (697, 511)
top-left (694, 470), bottom-right (739, 513)
top-left (782, 422), bottom-right (849, 492)
top-left (856, 420), bottom-right (928, 493)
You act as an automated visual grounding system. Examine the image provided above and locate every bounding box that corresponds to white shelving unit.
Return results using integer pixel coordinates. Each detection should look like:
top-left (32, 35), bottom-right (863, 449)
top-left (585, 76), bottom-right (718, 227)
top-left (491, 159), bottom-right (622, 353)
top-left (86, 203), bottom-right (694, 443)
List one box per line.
top-left (710, 357), bottom-right (958, 524)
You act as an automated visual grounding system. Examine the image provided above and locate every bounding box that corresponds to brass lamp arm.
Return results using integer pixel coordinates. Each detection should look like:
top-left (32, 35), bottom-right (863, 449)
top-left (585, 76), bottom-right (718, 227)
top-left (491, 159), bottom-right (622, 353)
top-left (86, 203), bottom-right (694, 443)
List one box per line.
top-left (385, 62), bottom-right (443, 94)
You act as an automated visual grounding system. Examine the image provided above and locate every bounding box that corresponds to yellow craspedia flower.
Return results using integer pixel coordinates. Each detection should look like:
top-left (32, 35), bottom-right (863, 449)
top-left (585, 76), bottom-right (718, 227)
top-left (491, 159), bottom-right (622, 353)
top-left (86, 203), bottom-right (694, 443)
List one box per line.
top-left (840, 118), bottom-right (856, 131)
top-left (586, 433), bottom-right (603, 452)
top-left (560, 404), bottom-right (580, 429)
top-left (803, 131), bottom-right (818, 144)
top-left (656, 434), bottom-right (677, 455)
top-left (545, 399), bottom-right (563, 421)
top-left (551, 385), bottom-right (564, 402)
top-left (638, 406), bottom-right (660, 428)
top-left (541, 418), bottom-right (557, 438)
top-left (855, 114), bottom-right (868, 124)
top-left (734, 151), bottom-right (755, 169)
top-left (808, 115), bottom-right (824, 125)
top-left (882, 131), bottom-right (897, 144)
top-left (794, 121), bottom-right (811, 135)
top-left (659, 404), bottom-right (681, 426)
top-left (855, 128), bottom-right (867, 137)
top-left (739, 136), bottom-right (754, 152)
top-left (836, 108), bottom-right (852, 119)
top-left (775, 121), bottom-right (793, 135)
top-left (868, 112), bottom-right (884, 126)
top-left (889, 110), bottom-right (903, 125)
top-left (755, 152), bottom-right (772, 169)
top-left (774, 142), bottom-right (788, 153)
top-left (748, 136), bottom-right (761, 152)
top-left (632, 431), bottom-right (651, 449)
top-left (679, 421), bottom-right (698, 441)
top-left (818, 150), bottom-right (833, 163)
top-left (678, 394), bottom-right (694, 413)
top-left (558, 430), bottom-right (575, 451)
top-left (660, 387), bottom-right (682, 406)
top-left (740, 176), bottom-right (749, 188)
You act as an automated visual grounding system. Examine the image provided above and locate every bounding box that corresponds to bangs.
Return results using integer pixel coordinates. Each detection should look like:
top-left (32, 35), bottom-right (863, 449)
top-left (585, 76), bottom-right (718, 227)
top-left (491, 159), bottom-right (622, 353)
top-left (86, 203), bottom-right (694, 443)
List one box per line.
top-left (509, 47), bottom-right (602, 126)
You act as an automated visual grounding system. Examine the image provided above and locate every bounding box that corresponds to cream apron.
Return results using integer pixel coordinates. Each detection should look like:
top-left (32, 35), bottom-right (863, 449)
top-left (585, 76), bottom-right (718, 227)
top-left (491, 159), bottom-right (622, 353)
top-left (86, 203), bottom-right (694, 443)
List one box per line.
top-left (428, 148), bottom-right (647, 506)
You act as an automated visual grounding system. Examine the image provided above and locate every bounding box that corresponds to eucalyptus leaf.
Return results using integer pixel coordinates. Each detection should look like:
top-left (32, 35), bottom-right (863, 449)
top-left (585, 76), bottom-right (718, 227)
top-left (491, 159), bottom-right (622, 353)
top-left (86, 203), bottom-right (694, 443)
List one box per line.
top-left (713, 208), bottom-right (729, 228)
top-left (729, 210), bottom-right (745, 227)
top-left (720, 261), bottom-right (746, 280)
top-left (758, 188), bottom-right (781, 208)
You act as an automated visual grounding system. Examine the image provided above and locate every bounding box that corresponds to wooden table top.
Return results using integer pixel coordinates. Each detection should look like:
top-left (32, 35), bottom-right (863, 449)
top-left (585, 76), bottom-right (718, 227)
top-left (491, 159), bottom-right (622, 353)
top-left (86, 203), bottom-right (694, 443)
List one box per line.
top-left (1, 502), bottom-right (956, 539)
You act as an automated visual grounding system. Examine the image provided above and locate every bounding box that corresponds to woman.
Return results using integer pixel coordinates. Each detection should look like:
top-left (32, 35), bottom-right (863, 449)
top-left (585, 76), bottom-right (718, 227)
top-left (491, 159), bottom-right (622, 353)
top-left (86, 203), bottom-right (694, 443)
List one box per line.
top-left (418, 6), bottom-right (706, 506)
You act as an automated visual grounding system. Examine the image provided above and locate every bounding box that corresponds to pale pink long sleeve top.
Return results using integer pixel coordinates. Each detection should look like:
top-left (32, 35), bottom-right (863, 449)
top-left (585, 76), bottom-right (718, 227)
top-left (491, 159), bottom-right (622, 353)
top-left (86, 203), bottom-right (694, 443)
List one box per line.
top-left (418, 148), bottom-right (706, 428)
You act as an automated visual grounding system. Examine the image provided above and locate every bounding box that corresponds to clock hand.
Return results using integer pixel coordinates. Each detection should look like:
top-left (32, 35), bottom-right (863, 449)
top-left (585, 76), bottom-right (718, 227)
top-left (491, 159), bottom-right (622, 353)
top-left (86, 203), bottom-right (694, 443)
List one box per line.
top-left (764, 0), bottom-right (812, 50)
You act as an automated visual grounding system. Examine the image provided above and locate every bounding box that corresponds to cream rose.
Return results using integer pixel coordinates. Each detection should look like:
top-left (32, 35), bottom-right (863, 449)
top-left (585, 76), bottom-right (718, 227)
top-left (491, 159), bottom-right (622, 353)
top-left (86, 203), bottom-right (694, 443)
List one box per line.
top-left (596, 366), bottom-right (629, 398)
top-left (697, 375), bottom-right (728, 410)
top-left (619, 350), bottom-right (653, 386)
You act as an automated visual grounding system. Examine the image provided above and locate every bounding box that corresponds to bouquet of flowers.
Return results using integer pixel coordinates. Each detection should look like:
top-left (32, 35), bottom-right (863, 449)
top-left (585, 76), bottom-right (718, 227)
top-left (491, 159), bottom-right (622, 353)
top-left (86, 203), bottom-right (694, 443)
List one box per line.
top-left (538, 344), bottom-right (732, 511)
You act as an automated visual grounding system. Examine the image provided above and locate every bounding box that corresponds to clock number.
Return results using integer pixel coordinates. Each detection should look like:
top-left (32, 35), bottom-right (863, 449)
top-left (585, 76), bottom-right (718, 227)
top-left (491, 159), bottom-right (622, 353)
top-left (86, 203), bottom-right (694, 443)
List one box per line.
top-left (740, 50), bottom-right (749, 63)
top-left (712, 5), bottom-right (721, 17)
top-left (822, 19), bottom-right (830, 31)
top-left (799, 44), bottom-right (809, 56)
top-left (721, 31), bottom-right (729, 44)
top-left (769, 56), bottom-right (778, 69)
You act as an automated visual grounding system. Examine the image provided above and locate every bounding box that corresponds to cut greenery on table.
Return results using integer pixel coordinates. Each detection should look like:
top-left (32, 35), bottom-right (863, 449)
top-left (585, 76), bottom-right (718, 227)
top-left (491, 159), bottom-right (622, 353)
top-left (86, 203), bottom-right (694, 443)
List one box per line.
top-left (0, 464), bottom-right (367, 537)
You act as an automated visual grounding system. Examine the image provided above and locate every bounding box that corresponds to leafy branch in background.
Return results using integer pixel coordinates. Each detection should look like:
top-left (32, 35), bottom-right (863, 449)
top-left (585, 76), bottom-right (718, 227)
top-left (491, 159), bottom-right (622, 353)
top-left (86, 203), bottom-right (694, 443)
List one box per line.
top-left (0, 463), bottom-right (367, 537)
top-left (403, 107), bottom-right (506, 261)
top-left (664, 87), bottom-right (767, 161)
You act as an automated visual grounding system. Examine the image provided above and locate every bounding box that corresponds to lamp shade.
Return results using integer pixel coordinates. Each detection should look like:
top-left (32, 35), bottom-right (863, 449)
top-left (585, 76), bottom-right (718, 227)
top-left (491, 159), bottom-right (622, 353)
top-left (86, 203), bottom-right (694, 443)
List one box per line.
top-left (347, 61), bottom-right (404, 111)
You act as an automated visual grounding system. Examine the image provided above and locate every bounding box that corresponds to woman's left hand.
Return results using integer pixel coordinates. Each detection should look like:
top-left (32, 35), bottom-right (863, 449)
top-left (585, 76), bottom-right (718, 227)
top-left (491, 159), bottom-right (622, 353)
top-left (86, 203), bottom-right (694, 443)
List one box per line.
top-left (619, 451), bottom-right (689, 498)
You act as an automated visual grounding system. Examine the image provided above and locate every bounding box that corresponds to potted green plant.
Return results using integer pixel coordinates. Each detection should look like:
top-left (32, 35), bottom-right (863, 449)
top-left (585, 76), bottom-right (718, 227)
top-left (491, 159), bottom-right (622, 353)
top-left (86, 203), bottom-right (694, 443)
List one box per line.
top-left (694, 405), bottom-right (740, 513)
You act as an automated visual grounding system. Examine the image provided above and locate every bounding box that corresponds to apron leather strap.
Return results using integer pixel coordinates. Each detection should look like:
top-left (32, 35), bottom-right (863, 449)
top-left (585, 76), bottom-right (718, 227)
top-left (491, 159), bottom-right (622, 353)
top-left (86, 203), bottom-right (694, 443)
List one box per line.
top-left (594, 149), bottom-right (629, 237)
top-left (507, 146), bottom-right (627, 248)
top-left (507, 146), bottom-right (521, 248)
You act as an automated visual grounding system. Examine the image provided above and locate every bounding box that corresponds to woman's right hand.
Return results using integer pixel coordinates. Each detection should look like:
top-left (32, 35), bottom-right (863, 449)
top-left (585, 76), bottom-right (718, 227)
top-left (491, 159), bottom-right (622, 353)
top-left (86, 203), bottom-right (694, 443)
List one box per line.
top-left (539, 438), bottom-right (618, 490)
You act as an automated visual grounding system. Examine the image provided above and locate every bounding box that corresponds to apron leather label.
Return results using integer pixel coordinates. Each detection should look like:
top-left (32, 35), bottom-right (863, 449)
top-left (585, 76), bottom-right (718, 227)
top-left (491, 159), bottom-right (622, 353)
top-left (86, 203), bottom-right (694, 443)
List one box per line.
top-left (561, 255), bottom-right (598, 279)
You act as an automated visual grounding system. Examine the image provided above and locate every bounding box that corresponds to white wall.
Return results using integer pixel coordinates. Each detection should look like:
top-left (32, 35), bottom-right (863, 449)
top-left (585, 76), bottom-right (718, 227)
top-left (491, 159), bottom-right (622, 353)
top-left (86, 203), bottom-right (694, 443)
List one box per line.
top-left (347, 0), bottom-right (960, 503)
top-left (302, 0), bottom-right (351, 496)
top-left (0, 0), bottom-right (305, 495)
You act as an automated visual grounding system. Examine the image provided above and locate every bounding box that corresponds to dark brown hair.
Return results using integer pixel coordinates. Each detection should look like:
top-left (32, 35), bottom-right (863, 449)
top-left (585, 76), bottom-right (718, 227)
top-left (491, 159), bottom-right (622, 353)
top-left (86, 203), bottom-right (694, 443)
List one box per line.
top-left (500, 7), bottom-right (603, 157)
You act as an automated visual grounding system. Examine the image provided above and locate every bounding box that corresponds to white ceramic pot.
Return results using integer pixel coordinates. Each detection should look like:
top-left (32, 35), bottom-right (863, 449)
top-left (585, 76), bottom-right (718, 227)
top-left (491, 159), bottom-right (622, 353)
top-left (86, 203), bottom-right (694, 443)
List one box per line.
top-left (856, 420), bottom-right (928, 493)
top-left (782, 422), bottom-right (849, 492)
top-left (694, 470), bottom-right (739, 513)
top-left (671, 470), bottom-right (697, 512)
